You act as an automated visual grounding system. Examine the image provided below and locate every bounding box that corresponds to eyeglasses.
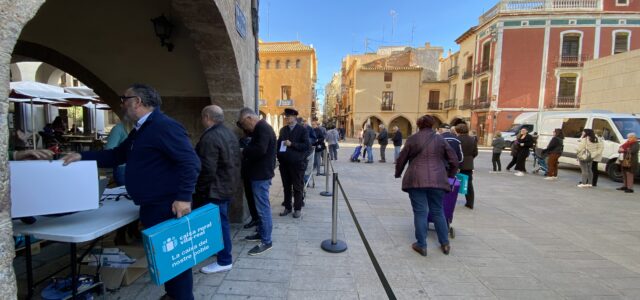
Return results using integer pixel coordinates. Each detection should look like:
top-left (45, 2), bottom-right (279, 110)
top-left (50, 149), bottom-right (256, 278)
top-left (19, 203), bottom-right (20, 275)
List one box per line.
top-left (119, 95), bottom-right (138, 103)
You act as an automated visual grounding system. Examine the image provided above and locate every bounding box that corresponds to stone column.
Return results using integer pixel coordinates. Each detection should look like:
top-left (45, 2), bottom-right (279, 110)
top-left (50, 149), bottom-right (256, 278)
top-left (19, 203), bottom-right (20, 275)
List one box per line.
top-left (0, 1), bottom-right (45, 298)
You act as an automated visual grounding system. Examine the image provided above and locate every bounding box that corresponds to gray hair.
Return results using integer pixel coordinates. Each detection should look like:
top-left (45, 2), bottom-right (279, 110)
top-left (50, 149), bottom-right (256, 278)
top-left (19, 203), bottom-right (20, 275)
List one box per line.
top-left (202, 105), bottom-right (224, 123)
top-left (129, 83), bottom-right (162, 108)
top-left (239, 107), bottom-right (257, 119)
top-left (379, 124), bottom-right (385, 129)
top-left (628, 133), bottom-right (637, 139)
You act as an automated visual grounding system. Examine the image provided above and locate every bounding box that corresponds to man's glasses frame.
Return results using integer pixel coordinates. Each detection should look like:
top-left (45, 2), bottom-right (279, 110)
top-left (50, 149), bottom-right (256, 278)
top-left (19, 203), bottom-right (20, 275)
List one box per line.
top-left (119, 95), bottom-right (138, 103)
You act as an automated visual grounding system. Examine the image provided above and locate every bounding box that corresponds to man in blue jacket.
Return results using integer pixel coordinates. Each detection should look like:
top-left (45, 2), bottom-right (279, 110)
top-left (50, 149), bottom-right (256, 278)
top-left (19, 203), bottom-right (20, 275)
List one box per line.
top-left (62, 83), bottom-right (200, 300)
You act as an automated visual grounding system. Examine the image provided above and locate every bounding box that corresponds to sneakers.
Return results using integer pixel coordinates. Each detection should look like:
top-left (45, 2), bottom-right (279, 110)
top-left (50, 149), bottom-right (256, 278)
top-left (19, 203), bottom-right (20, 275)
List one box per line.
top-left (279, 209), bottom-right (291, 216)
top-left (244, 233), bottom-right (262, 242)
top-left (543, 176), bottom-right (557, 180)
top-left (578, 184), bottom-right (592, 188)
top-left (514, 171), bottom-right (525, 177)
top-left (293, 210), bottom-right (302, 218)
top-left (489, 171), bottom-right (497, 174)
top-left (200, 262), bottom-right (232, 274)
top-left (248, 242), bottom-right (273, 256)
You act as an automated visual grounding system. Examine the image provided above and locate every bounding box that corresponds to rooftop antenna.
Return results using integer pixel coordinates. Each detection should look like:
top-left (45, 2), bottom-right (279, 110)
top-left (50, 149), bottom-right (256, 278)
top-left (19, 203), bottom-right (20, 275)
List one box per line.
top-left (390, 10), bottom-right (398, 42)
top-left (411, 22), bottom-right (416, 47)
top-left (267, 1), bottom-right (270, 40)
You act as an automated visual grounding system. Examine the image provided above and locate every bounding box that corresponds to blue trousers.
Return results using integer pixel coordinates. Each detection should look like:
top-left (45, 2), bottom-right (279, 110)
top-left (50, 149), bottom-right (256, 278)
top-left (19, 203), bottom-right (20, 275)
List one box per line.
top-left (407, 188), bottom-right (449, 248)
top-left (139, 203), bottom-right (193, 300)
top-left (366, 145), bottom-right (373, 162)
top-left (252, 180), bottom-right (273, 245)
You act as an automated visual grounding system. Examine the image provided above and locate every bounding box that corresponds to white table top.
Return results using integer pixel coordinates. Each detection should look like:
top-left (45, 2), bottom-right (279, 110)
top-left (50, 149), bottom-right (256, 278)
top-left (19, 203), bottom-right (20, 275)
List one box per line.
top-left (13, 198), bottom-right (138, 243)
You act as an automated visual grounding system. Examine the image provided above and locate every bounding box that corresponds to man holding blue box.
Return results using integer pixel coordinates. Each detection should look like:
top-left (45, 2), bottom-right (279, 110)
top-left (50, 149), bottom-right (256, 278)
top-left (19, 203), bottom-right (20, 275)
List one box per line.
top-left (194, 105), bottom-right (241, 273)
top-left (237, 108), bottom-right (276, 256)
top-left (62, 84), bottom-right (201, 300)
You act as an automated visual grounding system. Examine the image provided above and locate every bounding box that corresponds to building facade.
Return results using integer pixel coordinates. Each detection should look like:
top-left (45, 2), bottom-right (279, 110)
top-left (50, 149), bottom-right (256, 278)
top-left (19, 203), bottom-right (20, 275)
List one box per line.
top-left (258, 41), bottom-right (318, 128)
top-left (323, 72), bottom-right (341, 127)
top-left (460, 0), bottom-right (640, 144)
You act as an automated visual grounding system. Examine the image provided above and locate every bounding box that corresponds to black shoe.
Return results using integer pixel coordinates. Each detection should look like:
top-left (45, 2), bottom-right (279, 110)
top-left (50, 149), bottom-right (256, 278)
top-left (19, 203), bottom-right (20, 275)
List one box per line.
top-left (243, 219), bottom-right (260, 229)
top-left (441, 244), bottom-right (451, 255)
top-left (617, 186), bottom-right (628, 191)
top-left (412, 243), bottom-right (427, 257)
top-left (279, 209), bottom-right (291, 216)
top-left (293, 210), bottom-right (302, 218)
top-left (465, 204), bottom-right (474, 210)
top-left (244, 233), bottom-right (262, 242)
top-left (625, 189), bottom-right (634, 193)
top-left (248, 242), bottom-right (273, 256)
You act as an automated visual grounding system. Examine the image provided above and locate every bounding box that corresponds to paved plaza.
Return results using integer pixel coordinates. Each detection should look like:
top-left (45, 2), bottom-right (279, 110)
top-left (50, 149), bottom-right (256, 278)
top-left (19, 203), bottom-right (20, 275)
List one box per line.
top-left (27, 144), bottom-right (640, 299)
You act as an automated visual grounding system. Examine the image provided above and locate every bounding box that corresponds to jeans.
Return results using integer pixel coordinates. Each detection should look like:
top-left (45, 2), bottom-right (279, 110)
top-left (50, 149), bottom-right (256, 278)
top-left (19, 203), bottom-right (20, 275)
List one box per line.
top-left (251, 179), bottom-right (273, 244)
top-left (314, 151), bottom-right (323, 175)
top-left (491, 153), bottom-right (501, 171)
top-left (366, 145), bottom-right (373, 162)
top-left (140, 203), bottom-right (193, 300)
top-left (113, 164), bottom-right (126, 186)
top-left (407, 188), bottom-right (449, 248)
top-left (380, 144), bottom-right (387, 161)
top-left (243, 178), bottom-right (258, 221)
top-left (328, 144), bottom-right (338, 160)
top-left (394, 146), bottom-right (401, 162)
top-left (579, 160), bottom-right (593, 184)
top-left (210, 199), bottom-right (232, 266)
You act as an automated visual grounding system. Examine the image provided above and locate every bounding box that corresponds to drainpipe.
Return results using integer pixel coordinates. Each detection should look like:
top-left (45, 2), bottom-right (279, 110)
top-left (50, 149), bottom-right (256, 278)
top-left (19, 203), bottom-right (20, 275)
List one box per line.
top-left (252, 0), bottom-right (259, 113)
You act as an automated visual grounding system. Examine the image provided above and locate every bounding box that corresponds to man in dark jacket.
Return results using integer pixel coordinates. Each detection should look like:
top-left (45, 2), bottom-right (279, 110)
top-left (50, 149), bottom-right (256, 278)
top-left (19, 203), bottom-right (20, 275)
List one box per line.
top-left (63, 84), bottom-right (200, 300)
top-left (363, 124), bottom-right (376, 163)
top-left (195, 105), bottom-right (241, 274)
top-left (237, 108), bottom-right (277, 256)
top-left (455, 123), bottom-right (478, 209)
top-left (377, 124), bottom-right (389, 163)
top-left (392, 126), bottom-right (403, 163)
top-left (438, 123), bottom-right (463, 163)
top-left (277, 108), bottom-right (311, 218)
top-left (312, 120), bottom-right (326, 175)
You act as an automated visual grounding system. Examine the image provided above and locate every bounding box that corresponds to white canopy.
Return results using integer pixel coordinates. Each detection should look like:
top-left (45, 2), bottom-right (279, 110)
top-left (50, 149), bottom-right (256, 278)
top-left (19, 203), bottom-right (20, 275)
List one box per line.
top-left (10, 81), bottom-right (96, 102)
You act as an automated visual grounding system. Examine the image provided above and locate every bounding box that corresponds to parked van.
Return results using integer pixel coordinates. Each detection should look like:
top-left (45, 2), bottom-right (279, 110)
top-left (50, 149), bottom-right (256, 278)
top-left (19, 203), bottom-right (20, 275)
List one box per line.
top-left (536, 111), bottom-right (640, 181)
top-left (501, 112), bottom-right (537, 148)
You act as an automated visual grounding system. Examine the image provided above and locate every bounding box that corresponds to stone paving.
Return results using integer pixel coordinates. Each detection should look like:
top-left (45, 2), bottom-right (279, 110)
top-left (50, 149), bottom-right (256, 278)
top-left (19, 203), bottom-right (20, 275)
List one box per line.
top-left (85, 144), bottom-right (640, 299)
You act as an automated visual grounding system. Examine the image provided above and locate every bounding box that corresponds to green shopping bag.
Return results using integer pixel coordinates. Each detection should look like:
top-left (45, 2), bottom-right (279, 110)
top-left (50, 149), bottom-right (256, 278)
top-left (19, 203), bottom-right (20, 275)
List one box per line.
top-left (455, 173), bottom-right (469, 195)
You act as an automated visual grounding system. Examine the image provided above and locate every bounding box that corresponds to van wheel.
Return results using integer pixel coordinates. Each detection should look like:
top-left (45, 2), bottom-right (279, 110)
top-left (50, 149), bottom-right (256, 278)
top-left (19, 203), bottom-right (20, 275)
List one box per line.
top-left (607, 161), bottom-right (623, 183)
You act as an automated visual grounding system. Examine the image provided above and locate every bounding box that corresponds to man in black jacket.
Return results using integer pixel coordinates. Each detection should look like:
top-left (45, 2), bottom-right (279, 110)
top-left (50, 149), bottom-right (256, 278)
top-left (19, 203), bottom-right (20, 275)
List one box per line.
top-left (277, 108), bottom-right (311, 218)
top-left (195, 105), bottom-right (241, 274)
top-left (456, 123), bottom-right (478, 209)
top-left (237, 108), bottom-right (277, 256)
top-left (392, 126), bottom-right (403, 163)
top-left (377, 124), bottom-right (389, 163)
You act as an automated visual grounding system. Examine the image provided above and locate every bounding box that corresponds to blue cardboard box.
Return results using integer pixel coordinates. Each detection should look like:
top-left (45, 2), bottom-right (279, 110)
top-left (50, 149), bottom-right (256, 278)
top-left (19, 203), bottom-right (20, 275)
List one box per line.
top-left (142, 203), bottom-right (223, 285)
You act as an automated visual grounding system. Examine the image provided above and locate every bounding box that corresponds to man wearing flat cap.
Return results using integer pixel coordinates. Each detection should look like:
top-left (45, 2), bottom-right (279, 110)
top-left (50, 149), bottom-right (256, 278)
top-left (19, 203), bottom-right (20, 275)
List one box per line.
top-left (277, 108), bottom-right (311, 218)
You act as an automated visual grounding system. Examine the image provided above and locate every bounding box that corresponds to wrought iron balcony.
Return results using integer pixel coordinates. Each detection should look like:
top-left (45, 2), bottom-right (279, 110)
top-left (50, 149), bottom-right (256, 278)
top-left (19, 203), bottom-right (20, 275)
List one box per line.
top-left (550, 95), bottom-right (580, 108)
top-left (556, 54), bottom-right (592, 68)
top-left (277, 99), bottom-right (294, 106)
top-left (448, 66), bottom-right (459, 78)
top-left (459, 100), bottom-right (473, 110)
top-left (474, 63), bottom-right (493, 75)
top-left (427, 101), bottom-right (442, 110)
top-left (480, 0), bottom-right (602, 24)
top-left (443, 99), bottom-right (457, 110)
top-left (381, 103), bottom-right (395, 111)
top-left (474, 96), bottom-right (490, 109)
top-left (462, 69), bottom-right (473, 79)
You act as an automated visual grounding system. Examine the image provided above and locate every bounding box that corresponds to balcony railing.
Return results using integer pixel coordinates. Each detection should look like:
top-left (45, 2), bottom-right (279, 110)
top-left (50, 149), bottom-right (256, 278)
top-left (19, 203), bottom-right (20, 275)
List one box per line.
top-left (459, 100), bottom-right (473, 110)
top-left (277, 99), bottom-right (294, 106)
top-left (479, 0), bottom-right (602, 24)
top-left (556, 54), bottom-right (592, 68)
top-left (381, 103), bottom-right (395, 111)
top-left (474, 96), bottom-right (490, 109)
top-left (427, 101), bottom-right (442, 110)
top-left (444, 99), bottom-right (457, 110)
top-left (474, 63), bottom-right (493, 75)
top-left (448, 66), bottom-right (459, 78)
top-left (551, 95), bottom-right (580, 108)
top-left (462, 69), bottom-right (473, 79)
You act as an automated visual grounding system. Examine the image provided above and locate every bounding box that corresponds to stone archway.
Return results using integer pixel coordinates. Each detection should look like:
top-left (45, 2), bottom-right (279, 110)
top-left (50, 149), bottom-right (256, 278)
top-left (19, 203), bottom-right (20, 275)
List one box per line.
top-left (389, 115), bottom-right (413, 138)
top-left (362, 115), bottom-right (384, 133)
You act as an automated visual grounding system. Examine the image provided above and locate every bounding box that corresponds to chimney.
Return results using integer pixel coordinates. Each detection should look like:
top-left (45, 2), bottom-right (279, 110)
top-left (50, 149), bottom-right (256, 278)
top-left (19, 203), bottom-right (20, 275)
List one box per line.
top-left (424, 42), bottom-right (431, 49)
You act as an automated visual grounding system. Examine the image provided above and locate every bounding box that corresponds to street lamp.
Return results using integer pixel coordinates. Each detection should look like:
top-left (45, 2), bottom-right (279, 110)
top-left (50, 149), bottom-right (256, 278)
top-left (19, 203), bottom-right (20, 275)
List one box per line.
top-left (151, 14), bottom-right (174, 52)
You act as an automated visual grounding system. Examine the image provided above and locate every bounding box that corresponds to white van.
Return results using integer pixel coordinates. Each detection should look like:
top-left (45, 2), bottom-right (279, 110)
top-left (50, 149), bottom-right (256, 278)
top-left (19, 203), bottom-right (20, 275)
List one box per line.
top-left (536, 111), bottom-right (640, 181)
top-left (501, 112), bottom-right (537, 147)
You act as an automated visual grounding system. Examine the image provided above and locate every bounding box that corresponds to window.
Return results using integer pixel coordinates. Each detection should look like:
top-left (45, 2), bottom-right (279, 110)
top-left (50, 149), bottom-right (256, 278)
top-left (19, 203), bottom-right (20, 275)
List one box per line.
top-left (281, 86), bottom-right (291, 100)
top-left (464, 83), bottom-right (472, 101)
top-left (382, 91), bottom-right (393, 106)
top-left (561, 118), bottom-right (587, 138)
top-left (482, 42), bottom-right (491, 67)
top-left (285, 60), bottom-right (291, 69)
top-left (593, 119), bottom-right (619, 143)
top-left (296, 59), bottom-right (301, 68)
top-left (384, 72), bottom-right (393, 82)
top-left (479, 79), bottom-right (489, 100)
top-left (613, 118), bottom-right (640, 139)
top-left (617, 0), bottom-right (628, 6)
top-left (259, 86), bottom-right (264, 99)
top-left (451, 84), bottom-right (457, 99)
top-left (613, 31), bottom-right (630, 54)
top-left (266, 60), bottom-right (271, 69)
top-left (429, 90), bottom-right (440, 102)
top-left (558, 74), bottom-right (577, 98)
top-left (275, 60), bottom-right (280, 69)
top-left (561, 33), bottom-right (581, 58)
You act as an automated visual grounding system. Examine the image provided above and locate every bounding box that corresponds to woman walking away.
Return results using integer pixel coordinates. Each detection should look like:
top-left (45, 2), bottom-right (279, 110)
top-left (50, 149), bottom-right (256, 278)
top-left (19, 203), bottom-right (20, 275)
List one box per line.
top-left (456, 123), bottom-right (478, 209)
top-left (506, 139), bottom-right (519, 172)
top-left (395, 115), bottom-right (459, 257)
top-left (491, 132), bottom-right (504, 173)
top-left (513, 128), bottom-right (534, 176)
top-left (542, 129), bottom-right (564, 180)
top-left (617, 133), bottom-right (639, 193)
top-left (576, 129), bottom-right (604, 188)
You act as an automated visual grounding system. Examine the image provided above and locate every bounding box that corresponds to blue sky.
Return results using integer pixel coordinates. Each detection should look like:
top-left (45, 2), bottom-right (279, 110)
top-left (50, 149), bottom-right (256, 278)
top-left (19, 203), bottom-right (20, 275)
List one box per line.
top-left (258, 0), bottom-right (497, 103)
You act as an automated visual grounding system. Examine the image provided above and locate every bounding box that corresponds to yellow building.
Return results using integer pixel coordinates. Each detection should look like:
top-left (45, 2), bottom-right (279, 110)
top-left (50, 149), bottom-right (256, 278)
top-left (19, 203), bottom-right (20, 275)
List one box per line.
top-left (259, 41), bottom-right (317, 128)
top-left (324, 72), bottom-right (341, 126)
top-left (581, 49), bottom-right (640, 114)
